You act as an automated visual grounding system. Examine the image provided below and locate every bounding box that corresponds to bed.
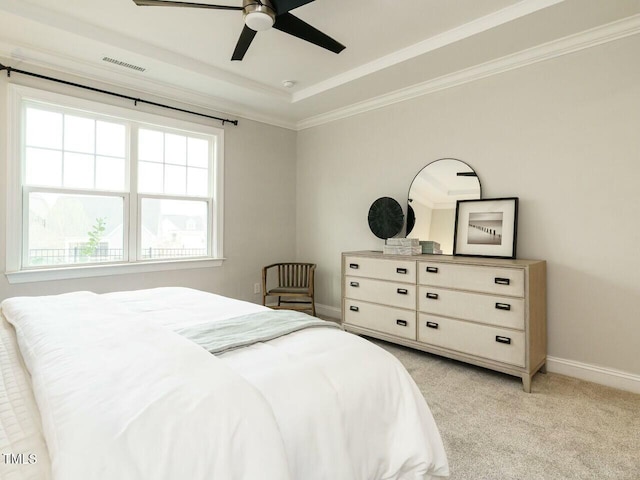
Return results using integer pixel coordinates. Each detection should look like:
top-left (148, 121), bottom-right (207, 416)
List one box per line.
top-left (0, 287), bottom-right (448, 480)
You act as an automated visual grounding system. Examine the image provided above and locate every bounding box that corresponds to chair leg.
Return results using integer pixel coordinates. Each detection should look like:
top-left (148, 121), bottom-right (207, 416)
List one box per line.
top-left (311, 297), bottom-right (316, 317)
top-left (262, 294), bottom-right (266, 306)
top-left (277, 297), bottom-right (281, 307)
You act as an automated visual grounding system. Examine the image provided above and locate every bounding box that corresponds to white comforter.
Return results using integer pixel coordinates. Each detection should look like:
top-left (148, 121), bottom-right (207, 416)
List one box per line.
top-left (2, 287), bottom-right (449, 480)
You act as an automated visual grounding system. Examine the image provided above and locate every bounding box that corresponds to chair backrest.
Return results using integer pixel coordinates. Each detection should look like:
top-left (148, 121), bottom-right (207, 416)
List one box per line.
top-left (277, 263), bottom-right (315, 288)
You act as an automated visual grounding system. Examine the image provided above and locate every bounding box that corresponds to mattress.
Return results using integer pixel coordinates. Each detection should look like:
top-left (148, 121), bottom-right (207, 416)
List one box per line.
top-left (0, 311), bottom-right (52, 480)
top-left (1, 287), bottom-right (448, 480)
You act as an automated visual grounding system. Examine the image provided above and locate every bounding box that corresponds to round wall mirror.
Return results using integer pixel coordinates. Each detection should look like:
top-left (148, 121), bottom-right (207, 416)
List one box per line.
top-left (406, 158), bottom-right (481, 254)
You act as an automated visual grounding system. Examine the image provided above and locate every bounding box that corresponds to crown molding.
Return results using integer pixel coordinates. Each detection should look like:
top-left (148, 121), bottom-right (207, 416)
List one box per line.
top-left (0, 41), bottom-right (298, 131)
top-left (296, 13), bottom-right (640, 130)
top-left (3, 9), bottom-right (639, 133)
top-left (0, 0), bottom-right (289, 101)
top-left (292, 0), bottom-right (565, 102)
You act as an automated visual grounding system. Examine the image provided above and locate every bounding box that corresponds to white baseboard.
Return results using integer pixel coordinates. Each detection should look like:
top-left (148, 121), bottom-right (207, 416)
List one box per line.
top-left (546, 356), bottom-right (640, 394)
top-left (315, 303), bottom-right (342, 320)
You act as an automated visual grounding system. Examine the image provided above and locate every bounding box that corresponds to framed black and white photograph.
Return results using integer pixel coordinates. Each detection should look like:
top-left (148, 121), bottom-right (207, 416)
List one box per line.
top-left (453, 198), bottom-right (519, 258)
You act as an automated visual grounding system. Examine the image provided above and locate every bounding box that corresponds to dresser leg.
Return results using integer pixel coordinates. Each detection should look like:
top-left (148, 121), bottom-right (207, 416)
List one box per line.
top-left (522, 374), bottom-right (532, 393)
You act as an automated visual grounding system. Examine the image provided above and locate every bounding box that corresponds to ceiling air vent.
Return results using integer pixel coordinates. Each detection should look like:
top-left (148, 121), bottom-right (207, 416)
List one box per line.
top-left (102, 57), bottom-right (146, 72)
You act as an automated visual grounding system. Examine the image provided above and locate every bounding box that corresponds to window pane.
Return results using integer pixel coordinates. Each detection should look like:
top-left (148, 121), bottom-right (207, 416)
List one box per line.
top-left (138, 161), bottom-right (164, 194)
top-left (18, 93), bottom-right (221, 275)
top-left (64, 115), bottom-right (95, 153)
top-left (187, 167), bottom-right (208, 197)
top-left (26, 108), bottom-right (62, 149)
top-left (63, 153), bottom-right (95, 189)
top-left (140, 198), bottom-right (207, 260)
top-left (139, 129), bottom-right (163, 162)
top-left (165, 133), bottom-right (186, 165)
top-left (164, 165), bottom-right (186, 195)
top-left (187, 137), bottom-right (208, 168)
top-left (25, 148), bottom-right (62, 187)
top-left (27, 192), bottom-right (124, 267)
top-left (96, 121), bottom-right (126, 157)
top-left (96, 156), bottom-right (125, 191)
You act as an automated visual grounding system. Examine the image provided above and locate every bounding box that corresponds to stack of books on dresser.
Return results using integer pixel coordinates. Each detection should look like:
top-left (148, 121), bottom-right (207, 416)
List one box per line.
top-left (420, 241), bottom-right (442, 254)
top-left (383, 238), bottom-right (422, 255)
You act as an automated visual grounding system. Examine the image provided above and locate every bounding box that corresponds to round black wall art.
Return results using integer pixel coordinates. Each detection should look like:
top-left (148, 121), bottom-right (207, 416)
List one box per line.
top-left (368, 197), bottom-right (404, 239)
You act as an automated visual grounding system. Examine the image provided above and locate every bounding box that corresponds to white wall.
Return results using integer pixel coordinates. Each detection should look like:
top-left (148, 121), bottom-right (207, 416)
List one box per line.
top-left (296, 35), bottom-right (640, 376)
top-left (0, 62), bottom-right (297, 303)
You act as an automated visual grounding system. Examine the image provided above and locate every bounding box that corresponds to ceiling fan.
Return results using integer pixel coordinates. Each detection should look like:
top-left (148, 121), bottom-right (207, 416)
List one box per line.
top-left (132, 0), bottom-right (346, 61)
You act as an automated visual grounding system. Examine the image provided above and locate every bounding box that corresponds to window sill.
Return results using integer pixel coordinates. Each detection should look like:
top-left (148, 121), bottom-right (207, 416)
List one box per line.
top-left (5, 258), bottom-right (225, 284)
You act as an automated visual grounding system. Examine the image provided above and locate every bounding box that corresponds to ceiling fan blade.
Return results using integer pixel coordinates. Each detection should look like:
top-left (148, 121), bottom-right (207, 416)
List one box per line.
top-left (231, 25), bottom-right (258, 61)
top-left (133, 0), bottom-right (242, 10)
top-left (269, 0), bottom-right (315, 15)
top-left (273, 13), bottom-right (345, 54)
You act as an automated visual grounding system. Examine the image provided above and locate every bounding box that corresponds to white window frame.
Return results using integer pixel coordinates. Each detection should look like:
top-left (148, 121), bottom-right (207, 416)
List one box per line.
top-left (6, 85), bottom-right (225, 284)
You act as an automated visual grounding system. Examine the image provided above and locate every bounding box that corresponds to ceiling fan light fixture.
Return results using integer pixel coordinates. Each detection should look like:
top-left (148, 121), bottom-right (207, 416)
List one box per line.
top-left (132, 0), bottom-right (346, 62)
top-left (244, 3), bottom-right (275, 32)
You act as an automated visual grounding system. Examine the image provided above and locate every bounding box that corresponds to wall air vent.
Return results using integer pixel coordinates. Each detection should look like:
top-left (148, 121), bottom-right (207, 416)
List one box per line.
top-left (102, 57), bottom-right (146, 72)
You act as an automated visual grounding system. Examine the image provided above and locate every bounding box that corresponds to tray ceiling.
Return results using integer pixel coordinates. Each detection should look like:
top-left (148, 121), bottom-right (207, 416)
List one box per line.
top-left (1, 0), bottom-right (639, 128)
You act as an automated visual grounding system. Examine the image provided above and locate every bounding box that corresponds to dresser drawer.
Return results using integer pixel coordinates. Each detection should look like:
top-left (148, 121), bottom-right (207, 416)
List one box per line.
top-left (344, 300), bottom-right (416, 340)
top-left (418, 287), bottom-right (525, 330)
top-left (418, 314), bottom-right (525, 367)
top-left (418, 262), bottom-right (525, 297)
top-left (345, 255), bottom-right (416, 283)
top-left (345, 276), bottom-right (416, 309)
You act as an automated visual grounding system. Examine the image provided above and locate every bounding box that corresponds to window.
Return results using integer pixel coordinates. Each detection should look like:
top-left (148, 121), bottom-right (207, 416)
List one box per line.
top-left (7, 85), bottom-right (224, 282)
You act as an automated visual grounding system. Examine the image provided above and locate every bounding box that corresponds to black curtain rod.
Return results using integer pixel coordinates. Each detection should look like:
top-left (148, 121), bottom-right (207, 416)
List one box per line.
top-left (0, 63), bottom-right (238, 126)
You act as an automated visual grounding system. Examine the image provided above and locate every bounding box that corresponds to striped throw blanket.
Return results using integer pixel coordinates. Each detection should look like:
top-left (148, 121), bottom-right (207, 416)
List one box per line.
top-left (174, 310), bottom-right (342, 354)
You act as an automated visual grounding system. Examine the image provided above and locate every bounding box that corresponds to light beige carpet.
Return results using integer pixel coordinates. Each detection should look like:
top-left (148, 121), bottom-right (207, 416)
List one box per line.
top-left (373, 339), bottom-right (640, 480)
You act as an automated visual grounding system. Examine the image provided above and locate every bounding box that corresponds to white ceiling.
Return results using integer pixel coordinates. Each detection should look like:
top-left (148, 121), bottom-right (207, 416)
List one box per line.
top-left (1, 0), bottom-right (640, 129)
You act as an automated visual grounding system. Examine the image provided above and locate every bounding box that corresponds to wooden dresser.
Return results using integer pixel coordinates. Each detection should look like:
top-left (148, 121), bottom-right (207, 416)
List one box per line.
top-left (342, 251), bottom-right (546, 392)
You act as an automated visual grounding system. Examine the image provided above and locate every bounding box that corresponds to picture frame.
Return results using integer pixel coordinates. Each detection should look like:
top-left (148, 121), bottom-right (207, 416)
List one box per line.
top-left (453, 197), bottom-right (519, 258)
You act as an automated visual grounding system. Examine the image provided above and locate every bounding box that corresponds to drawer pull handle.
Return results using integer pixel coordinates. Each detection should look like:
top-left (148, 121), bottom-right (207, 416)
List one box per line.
top-left (396, 319), bottom-right (408, 327)
top-left (350, 281), bottom-right (360, 287)
top-left (426, 292), bottom-right (439, 300)
top-left (426, 321), bottom-right (439, 329)
top-left (495, 336), bottom-right (511, 345)
top-left (495, 302), bottom-right (511, 311)
top-left (397, 288), bottom-right (408, 295)
top-left (349, 306), bottom-right (359, 312)
top-left (426, 266), bottom-right (439, 273)
top-left (495, 277), bottom-right (510, 285)
top-left (349, 263), bottom-right (359, 269)
top-left (396, 267), bottom-right (408, 274)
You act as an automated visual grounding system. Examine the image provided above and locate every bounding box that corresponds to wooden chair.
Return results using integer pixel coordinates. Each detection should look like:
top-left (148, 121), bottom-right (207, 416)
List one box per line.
top-left (262, 263), bottom-right (316, 316)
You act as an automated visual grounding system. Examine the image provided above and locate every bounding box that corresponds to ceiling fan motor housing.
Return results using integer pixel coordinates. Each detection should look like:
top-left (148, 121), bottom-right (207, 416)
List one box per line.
top-left (243, 0), bottom-right (276, 31)
top-left (131, 0), bottom-right (345, 61)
